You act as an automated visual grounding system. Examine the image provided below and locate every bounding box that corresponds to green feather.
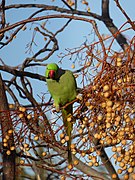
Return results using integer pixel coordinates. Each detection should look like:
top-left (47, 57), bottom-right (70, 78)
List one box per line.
top-left (45, 63), bottom-right (77, 163)
top-left (62, 104), bottom-right (73, 164)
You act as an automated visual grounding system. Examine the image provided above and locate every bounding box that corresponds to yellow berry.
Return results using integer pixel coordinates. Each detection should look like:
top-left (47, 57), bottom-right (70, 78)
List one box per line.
top-left (34, 136), bottom-right (39, 141)
top-left (3, 143), bottom-right (8, 147)
top-left (117, 57), bottom-right (122, 62)
top-left (103, 85), bottom-right (109, 92)
top-left (82, 137), bottom-right (87, 142)
top-left (128, 167), bottom-right (133, 173)
top-left (81, 152), bottom-right (86, 157)
top-left (92, 156), bottom-right (97, 163)
top-left (124, 174), bottom-right (129, 180)
top-left (67, 164), bottom-right (73, 169)
top-left (112, 146), bottom-right (117, 152)
top-left (67, 117), bottom-right (72, 122)
top-left (20, 160), bottom-right (25, 165)
top-left (117, 169), bottom-right (122, 174)
top-left (8, 129), bottom-right (13, 134)
top-left (60, 175), bottom-right (66, 180)
top-left (61, 139), bottom-right (65, 144)
top-left (5, 135), bottom-right (10, 140)
top-left (73, 160), bottom-right (79, 165)
top-left (117, 62), bottom-right (122, 67)
top-left (42, 152), bottom-right (47, 156)
top-left (10, 146), bottom-right (15, 151)
top-left (106, 100), bottom-right (113, 107)
top-left (119, 162), bottom-right (125, 168)
top-left (27, 114), bottom-right (32, 119)
top-left (104, 92), bottom-right (110, 98)
top-left (19, 107), bottom-right (26, 112)
top-left (97, 114), bottom-right (103, 121)
top-left (23, 143), bottom-right (29, 148)
top-left (88, 161), bottom-right (93, 166)
top-left (112, 174), bottom-right (117, 179)
top-left (19, 113), bottom-right (24, 118)
top-left (65, 136), bottom-right (69, 141)
top-left (3, 138), bottom-right (7, 143)
top-left (78, 129), bottom-right (83, 134)
top-left (132, 174), bottom-right (135, 180)
top-left (89, 105), bottom-right (93, 110)
top-left (101, 102), bottom-right (106, 108)
top-left (117, 79), bottom-right (122, 83)
top-left (9, 104), bottom-right (14, 109)
top-left (6, 150), bottom-right (11, 155)
top-left (71, 149), bottom-right (76, 155)
top-left (60, 133), bottom-right (65, 139)
top-left (117, 146), bottom-right (122, 152)
top-left (71, 144), bottom-right (75, 149)
top-left (25, 147), bottom-right (30, 151)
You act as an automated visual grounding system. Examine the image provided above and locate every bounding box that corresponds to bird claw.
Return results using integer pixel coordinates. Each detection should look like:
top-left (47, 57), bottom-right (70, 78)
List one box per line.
top-left (52, 104), bottom-right (60, 113)
top-left (55, 107), bottom-right (60, 112)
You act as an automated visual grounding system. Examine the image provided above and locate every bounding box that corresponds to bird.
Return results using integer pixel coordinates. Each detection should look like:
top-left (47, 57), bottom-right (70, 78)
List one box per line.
top-left (45, 63), bottom-right (77, 164)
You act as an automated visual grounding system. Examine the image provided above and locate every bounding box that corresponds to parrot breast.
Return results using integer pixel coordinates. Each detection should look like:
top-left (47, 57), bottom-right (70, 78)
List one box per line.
top-left (46, 70), bottom-right (77, 107)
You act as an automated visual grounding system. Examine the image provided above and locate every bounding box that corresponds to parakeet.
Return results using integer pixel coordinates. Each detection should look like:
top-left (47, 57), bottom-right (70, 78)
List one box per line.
top-left (45, 63), bottom-right (77, 163)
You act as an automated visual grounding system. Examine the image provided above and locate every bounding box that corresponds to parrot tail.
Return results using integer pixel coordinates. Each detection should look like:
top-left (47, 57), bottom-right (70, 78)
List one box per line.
top-left (62, 105), bottom-right (73, 164)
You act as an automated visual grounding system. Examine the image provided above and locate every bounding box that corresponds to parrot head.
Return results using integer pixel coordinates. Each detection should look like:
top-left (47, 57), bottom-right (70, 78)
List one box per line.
top-left (45, 63), bottom-right (59, 79)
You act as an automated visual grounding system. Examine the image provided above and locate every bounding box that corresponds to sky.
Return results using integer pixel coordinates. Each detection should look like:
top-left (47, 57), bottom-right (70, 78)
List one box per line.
top-left (0, 1), bottom-right (134, 177)
top-left (0, 0), bottom-right (135, 103)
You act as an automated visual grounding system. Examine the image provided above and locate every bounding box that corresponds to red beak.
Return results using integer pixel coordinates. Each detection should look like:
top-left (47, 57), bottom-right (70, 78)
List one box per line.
top-left (49, 70), bottom-right (55, 79)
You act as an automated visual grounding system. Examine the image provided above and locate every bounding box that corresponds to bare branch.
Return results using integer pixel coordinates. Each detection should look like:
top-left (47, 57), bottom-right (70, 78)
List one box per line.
top-left (0, 65), bottom-right (46, 81)
top-left (101, 0), bottom-right (128, 50)
top-left (114, 0), bottom-right (135, 31)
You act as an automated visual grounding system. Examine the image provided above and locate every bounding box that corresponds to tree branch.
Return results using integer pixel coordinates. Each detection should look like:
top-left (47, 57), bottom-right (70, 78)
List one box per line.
top-left (101, 0), bottom-right (128, 50)
top-left (0, 65), bottom-right (46, 81)
top-left (0, 74), bottom-right (16, 179)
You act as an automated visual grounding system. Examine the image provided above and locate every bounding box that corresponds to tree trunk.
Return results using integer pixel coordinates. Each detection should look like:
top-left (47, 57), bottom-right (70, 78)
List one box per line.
top-left (0, 74), bottom-right (16, 179)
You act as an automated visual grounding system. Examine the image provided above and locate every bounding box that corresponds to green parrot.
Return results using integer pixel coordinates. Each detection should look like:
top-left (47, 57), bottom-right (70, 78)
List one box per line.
top-left (45, 63), bottom-right (77, 164)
